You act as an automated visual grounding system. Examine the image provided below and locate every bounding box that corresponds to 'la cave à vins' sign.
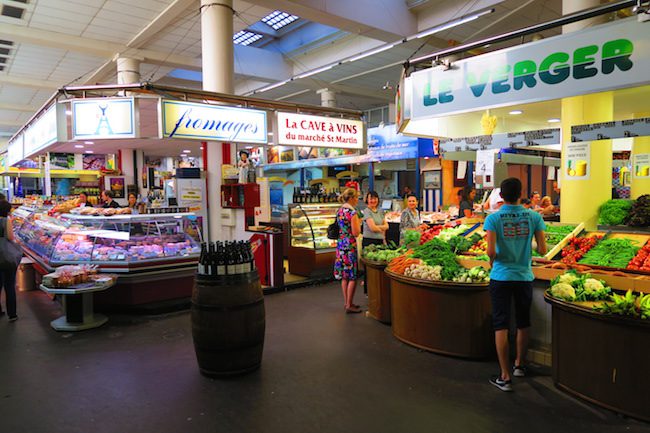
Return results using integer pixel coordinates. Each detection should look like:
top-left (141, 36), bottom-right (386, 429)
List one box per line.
top-left (277, 112), bottom-right (364, 149)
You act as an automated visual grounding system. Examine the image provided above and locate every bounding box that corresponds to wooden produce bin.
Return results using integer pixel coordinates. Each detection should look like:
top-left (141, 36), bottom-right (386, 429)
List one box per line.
top-left (361, 258), bottom-right (391, 324)
top-left (544, 294), bottom-right (650, 422)
top-left (386, 269), bottom-right (494, 359)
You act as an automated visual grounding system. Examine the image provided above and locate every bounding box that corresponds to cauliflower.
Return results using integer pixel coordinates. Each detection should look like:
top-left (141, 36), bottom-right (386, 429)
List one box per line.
top-left (583, 278), bottom-right (605, 293)
top-left (550, 283), bottom-right (576, 301)
top-left (557, 273), bottom-right (579, 286)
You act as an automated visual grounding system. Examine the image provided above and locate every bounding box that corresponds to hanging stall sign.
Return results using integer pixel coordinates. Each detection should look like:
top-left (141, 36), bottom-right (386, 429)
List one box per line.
top-left (633, 153), bottom-right (650, 178)
top-left (72, 98), bottom-right (136, 140)
top-left (160, 100), bottom-right (267, 143)
top-left (565, 142), bottom-right (591, 180)
top-left (571, 117), bottom-right (650, 142)
top-left (23, 104), bottom-right (59, 156)
top-left (277, 112), bottom-right (364, 149)
top-left (475, 149), bottom-right (497, 177)
top-left (440, 128), bottom-right (560, 152)
top-left (7, 134), bottom-right (24, 167)
top-left (409, 17), bottom-right (650, 121)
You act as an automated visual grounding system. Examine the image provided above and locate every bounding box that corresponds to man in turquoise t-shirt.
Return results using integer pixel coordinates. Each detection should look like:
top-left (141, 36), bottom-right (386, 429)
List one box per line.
top-left (484, 178), bottom-right (547, 392)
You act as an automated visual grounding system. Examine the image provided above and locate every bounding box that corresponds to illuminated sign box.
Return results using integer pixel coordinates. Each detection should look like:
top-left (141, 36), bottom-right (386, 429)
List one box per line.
top-left (277, 112), bottom-right (364, 149)
top-left (160, 100), bottom-right (267, 144)
top-left (72, 98), bottom-right (136, 140)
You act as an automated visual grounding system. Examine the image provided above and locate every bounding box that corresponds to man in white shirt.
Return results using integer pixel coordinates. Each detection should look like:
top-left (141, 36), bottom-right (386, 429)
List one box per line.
top-left (483, 188), bottom-right (504, 212)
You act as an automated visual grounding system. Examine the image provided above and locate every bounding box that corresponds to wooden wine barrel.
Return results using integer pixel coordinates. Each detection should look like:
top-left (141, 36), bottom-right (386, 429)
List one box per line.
top-left (191, 270), bottom-right (265, 377)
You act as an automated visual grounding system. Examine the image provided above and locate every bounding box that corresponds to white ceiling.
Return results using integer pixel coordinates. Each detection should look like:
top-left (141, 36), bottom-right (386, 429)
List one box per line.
top-left (0, 0), bottom-right (636, 145)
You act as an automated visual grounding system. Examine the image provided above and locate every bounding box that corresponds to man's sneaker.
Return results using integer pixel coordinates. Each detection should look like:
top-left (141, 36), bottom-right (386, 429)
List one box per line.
top-left (513, 365), bottom-right (527, 377)
top-left (8, 316), bottom-right (18, 322)
top-left (489, 375), bottom-right (512, 392)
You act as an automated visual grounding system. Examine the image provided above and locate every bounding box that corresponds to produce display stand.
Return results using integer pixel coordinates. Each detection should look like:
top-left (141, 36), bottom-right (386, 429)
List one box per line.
top-left (542, 222), bottom-right (585, 261)
top-left (39, 279), bottom-right (116, 331)
top-left (543, 294), bottom-right (650, 423)
top-left (385, 269), bottom-right (493, 359)
top-left (360, 257), bottom-right (391, 324)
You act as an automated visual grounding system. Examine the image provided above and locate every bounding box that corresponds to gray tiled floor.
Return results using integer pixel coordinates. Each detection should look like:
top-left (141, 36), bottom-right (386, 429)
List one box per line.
top-left (1, 284), bottom-right (649, 433)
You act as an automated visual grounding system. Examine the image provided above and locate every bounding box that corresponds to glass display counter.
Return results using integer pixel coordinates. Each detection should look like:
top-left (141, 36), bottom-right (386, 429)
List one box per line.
top-left (288, 203), bottom-right (338, 277)
top-left (11, 206), bottom-right (203, 307)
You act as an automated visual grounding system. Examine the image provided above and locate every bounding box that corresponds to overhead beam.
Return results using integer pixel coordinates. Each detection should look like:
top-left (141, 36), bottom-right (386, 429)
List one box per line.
top-left (127, 0), bottom-right (196, 49)
top-left (82, 59), bottom-right (117, 85)
top-left (244, 0), bottom-right (417, 42)
top-left (0, 103), bottom-right (40, 113)
top-left (0, 22), bottom-right (200, 71)
top-left (0, 75), bottom-right (59, 90)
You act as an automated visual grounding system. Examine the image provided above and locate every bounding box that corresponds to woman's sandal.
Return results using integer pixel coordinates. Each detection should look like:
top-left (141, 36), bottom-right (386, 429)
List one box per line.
top-left (345, 307), bottom-right (362, 314)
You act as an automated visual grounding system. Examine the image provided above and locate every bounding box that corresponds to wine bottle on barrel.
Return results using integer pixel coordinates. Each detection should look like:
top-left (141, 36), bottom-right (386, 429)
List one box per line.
top-left (215, 242), bottom-right (224, 276)
top-left (198, 242), bottom-right (206, 275)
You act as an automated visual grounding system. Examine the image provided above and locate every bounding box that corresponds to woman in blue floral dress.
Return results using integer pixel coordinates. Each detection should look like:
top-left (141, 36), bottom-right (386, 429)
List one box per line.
top-left (334, 188), bottom-right (362, 313)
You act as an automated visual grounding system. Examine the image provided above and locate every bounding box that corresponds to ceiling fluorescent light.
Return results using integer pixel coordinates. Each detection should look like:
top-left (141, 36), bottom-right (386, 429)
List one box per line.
top-left (347, 44), bottom-right (396, 63)
top-left (406, 8), bottom-right (495, 41)
top-left (295, 65), bottom-right (334, 79)
top-left (257, 80), bottom-right (290, 93)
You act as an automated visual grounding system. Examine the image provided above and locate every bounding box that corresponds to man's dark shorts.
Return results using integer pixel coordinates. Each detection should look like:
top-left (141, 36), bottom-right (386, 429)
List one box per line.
top-left (488, 279), bottom-right (533, 330)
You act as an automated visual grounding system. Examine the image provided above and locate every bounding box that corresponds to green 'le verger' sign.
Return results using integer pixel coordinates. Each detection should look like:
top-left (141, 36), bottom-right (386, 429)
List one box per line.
top-left (409, 17), bottom-right (650, 120)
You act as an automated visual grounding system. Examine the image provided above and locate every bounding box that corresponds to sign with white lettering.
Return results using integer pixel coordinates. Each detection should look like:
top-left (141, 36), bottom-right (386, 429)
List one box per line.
top-left (160, 100), bottom-right (267, 143)
top-left (409, 17), bottom-right (650, 120)
top-left (571, 117), bottom-right (650, 142)
top-left (440, 128), bottom-right (560, 152)
top-left (73, 98), bottom-right (136, 139)
top-left (565, 142), bottom-right (591, 180)
top-left (24, 105), bottom-right (58, 156)
top-left (633, 153), bottom-right (650, 178)
top-left (277, 112), bottom-right (364, 149)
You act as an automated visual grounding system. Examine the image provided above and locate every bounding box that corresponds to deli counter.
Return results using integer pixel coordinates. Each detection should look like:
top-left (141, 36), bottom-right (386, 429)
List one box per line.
top-left (12, 205), bottom-right (202, 307)
top-left (288, 203), bottom-right (338, 277)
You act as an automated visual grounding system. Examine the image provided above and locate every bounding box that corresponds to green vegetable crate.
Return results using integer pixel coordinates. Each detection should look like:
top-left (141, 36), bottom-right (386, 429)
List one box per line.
top-left (540, 222), bottom-right (585, 261)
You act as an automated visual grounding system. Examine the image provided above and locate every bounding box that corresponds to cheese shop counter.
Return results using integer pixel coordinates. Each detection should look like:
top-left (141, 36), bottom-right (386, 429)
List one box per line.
top-left (11, 205), bottom-right (203, 307)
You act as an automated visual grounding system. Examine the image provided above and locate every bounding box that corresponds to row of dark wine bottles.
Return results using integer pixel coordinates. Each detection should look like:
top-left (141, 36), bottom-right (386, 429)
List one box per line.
top-left (293, 188), bottom-right (339, 204)
top-left (197, 240), bottom-right (256, 276)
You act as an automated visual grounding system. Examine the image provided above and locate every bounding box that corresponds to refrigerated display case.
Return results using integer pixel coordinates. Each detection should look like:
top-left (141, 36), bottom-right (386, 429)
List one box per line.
top-left (11, 206), bottom-right (203, 306)
top-left (288, 203), bottom-right (338, 277)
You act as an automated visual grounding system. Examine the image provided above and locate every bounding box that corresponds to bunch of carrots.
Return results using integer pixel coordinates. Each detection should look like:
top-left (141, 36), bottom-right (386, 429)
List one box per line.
top-left (387, 251), bottom-right (420, 274)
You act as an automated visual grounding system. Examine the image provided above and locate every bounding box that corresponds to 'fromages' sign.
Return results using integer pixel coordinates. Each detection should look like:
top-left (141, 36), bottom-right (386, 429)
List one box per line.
top-left (160, 100), bottom-right (267, 143)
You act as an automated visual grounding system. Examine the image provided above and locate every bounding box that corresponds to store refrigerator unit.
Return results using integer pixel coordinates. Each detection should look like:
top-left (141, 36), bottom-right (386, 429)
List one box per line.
top-left (167, 168), bottom-right (207, 238)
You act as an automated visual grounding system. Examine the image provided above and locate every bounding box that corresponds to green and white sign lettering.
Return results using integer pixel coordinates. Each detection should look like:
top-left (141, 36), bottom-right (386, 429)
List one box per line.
top-left (409, 17), bottom-right (650, 120)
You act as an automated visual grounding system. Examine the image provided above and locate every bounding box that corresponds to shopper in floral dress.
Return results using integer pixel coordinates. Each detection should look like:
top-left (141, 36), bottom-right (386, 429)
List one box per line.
top-left (334, 188), bottom-right (362, 314)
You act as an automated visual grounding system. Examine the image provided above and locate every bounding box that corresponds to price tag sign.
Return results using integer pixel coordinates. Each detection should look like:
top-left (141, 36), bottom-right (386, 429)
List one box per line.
top-left (476, 149), bottom-right (496, 176)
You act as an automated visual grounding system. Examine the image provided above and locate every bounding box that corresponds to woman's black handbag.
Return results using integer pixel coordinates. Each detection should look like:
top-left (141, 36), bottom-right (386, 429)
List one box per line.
top-left (327, 221), bottom-right (340, 240)
top-left (0, 217), bottom-right (21, 270)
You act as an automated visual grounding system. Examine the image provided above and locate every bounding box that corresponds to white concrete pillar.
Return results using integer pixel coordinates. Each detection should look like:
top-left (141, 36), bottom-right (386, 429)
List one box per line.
top-left (201, 0), bottom-right (234, 241)
top-left (116, 57), bottom-right (141, 84)
top-left (317, 88), bottom-right (337, 108)
top-left (116, 57), bottom-right (141, 194)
